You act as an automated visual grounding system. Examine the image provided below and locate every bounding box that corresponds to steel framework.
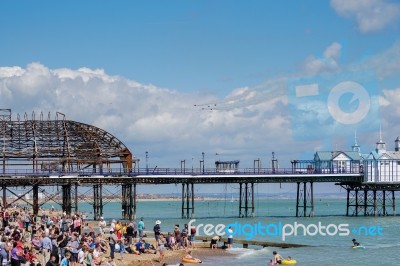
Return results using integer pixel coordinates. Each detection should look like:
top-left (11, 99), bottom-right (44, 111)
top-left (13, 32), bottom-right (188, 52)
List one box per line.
top-left (0, 109), bottom-right (133, 174)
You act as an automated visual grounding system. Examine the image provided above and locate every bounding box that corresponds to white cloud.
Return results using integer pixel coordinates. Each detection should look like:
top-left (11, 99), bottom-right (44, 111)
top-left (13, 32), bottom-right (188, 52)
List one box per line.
top-left (353, 42), bottom-right (400, 79)
top-left (331, 0), bottom-right (400, 33)
top-left (303, 42), bottom-right (342, 75)
top-left (0, 63), bottom-right (299, 168)
top-left (1, 40), bottom-right (400, 169)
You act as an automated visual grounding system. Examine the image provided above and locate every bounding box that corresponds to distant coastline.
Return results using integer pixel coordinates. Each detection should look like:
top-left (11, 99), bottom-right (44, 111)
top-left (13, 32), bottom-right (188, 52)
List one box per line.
top-left (9, 192), bottom-right (347, 207)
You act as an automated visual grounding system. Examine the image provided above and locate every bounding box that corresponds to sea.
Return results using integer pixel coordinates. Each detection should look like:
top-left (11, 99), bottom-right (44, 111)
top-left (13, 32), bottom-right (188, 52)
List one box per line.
top-left (44, 196), bottom-right (400, 265)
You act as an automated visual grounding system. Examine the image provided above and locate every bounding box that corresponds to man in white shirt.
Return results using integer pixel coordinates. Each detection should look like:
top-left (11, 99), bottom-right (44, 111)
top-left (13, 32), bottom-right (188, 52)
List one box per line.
top-left (98, 217), bottom-right (107, 234)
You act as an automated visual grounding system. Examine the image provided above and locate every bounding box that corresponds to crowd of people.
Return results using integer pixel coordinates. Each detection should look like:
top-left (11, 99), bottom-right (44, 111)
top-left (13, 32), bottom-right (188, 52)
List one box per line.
top-left (0, 206), bottom-right (120, 266)
top-left (0, 206), bottom-right (202, 266)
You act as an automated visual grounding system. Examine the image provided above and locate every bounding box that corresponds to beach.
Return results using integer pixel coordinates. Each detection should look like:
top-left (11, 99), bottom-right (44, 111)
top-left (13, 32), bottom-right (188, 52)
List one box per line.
top-left (82, 220), bottom-right (230, 266)
top-left (10, 197), bottom-right (399, 266)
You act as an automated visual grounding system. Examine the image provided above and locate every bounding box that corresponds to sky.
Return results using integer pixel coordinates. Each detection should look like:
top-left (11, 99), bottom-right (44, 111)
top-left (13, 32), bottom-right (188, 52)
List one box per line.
top-left (1, 0), bottom-right (400, 195)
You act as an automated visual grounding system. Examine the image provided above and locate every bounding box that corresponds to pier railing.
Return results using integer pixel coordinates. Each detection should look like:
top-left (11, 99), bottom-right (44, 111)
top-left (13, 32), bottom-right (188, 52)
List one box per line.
top-left (0, 166), bottom-right (364, 177)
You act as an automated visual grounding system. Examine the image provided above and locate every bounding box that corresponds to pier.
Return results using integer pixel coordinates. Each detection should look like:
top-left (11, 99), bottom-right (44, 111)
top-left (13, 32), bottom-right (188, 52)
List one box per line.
top-left (1, 109), bottom-right (400, 219)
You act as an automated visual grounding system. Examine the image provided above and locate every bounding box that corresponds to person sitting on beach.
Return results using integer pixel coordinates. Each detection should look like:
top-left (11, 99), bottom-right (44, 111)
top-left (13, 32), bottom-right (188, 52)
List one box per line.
top-left (169, 234), bottom-right (177, 250)
top-left (105, 258), bottom-right (117, 266)
top-left (135, 239), bottom-right (155, 254)
top-left (181, 232), bottom-right (190, 251)
top-left (125, 243), bottom-right (140, 255)
top-left (116, 239), bottom-right (127, 259)
top-left (93, 244), bottom-right (105, 266)
top-left (352, 239), bottom-right (361, 246)
top-left (210, 236), bottom-right (221, 249)
top-left (184, 250), bottom-right (194, 259)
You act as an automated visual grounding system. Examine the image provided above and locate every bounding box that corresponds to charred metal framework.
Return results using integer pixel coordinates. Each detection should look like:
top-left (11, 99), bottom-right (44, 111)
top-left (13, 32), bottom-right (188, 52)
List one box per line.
top-left (0, 109), bottom-right (133, 174)
top-left (0, 109), bottom-right (135, 218)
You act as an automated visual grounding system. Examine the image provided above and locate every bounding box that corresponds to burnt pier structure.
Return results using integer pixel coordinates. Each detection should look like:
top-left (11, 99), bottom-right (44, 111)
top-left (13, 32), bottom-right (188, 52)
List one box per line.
top-left (1, 109), bottom-right (399, 219)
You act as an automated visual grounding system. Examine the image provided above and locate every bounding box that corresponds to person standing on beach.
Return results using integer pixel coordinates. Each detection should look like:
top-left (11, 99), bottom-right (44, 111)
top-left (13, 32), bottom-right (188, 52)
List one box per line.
top-left (98, 217), bottom-right (107, 234)
top-left (57, 232), bottom-right (69, 260)
top-left (138, 217), bottom-right (145, 239)
top-left (68, 234), bottom-right (80, 266)
top-left (174, 225), bottom-right (181, 249)
top-left (154, 220), bottom-right (162, 246)
top-left (110, 220), bottom-right (116, 234)
top-left (108, 230), bottom-right (118, 260)
top-left (227, 226), bottom-right (233, 249)
top-left (132, 219), bottom-right (138, 242)
top-left (190, 224), bottom-right (196, 248)
top-left (42, 233), bottom-right (53, 266)
top-left (126, 222), bottom-right (134, 245)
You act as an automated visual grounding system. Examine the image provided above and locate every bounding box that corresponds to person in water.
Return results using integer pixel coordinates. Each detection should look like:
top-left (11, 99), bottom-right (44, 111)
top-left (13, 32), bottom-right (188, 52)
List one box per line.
top-left (272, 251), bottom-right (283, 264)
top-left (352, 238), bottom-right (361, 246)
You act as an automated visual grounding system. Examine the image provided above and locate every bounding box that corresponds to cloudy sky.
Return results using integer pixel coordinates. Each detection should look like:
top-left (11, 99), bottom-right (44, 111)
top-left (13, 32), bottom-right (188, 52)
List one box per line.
top-left (1, 1), bottom-right (400, 194)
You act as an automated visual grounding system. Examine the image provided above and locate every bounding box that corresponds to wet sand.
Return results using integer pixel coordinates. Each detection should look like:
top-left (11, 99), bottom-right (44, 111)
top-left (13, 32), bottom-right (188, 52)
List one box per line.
top-left (109, 237), bottom-right (230, 266)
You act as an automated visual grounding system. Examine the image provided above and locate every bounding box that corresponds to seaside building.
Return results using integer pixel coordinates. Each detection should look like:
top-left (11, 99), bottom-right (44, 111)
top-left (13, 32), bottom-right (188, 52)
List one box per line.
top-left (363, 135), bottom-right (400, 182)
top-left (215, 160), bottom-right (240, 173)
top-left (312, 131), bottom-right (400, 183)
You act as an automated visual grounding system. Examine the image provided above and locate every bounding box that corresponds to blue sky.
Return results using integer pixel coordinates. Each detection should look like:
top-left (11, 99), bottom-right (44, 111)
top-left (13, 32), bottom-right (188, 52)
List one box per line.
top-left (2, 1), bottom-right (397, 96)
top-left (1, 0), bottom-right (400, 194)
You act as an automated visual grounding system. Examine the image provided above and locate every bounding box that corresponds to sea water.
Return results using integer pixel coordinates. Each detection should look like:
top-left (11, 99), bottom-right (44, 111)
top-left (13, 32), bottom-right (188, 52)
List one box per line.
top-left (45, 198), bottom-right (399, 265)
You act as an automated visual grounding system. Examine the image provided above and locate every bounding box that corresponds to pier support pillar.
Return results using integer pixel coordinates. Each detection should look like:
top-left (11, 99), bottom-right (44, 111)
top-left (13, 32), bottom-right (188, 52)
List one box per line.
top-left (2, 185), bottom-right (6, 208)
top-left (373, 190), bottom-right (377, 216)
top-left (73, 182), bottom-right (79, 213)
top-left (295, 182), bottom-right (314, 217)
top-left (133, 183), bottom-right (137, 220)
top-left (122, 184), bottom-right (134, 220)
top-left (239, 182), bottom-right (254, 218)
top-left (181, 183), bottom-right (194, 219)
top-left (343, 184), bottom-right (397, 216)
top-left (345, 186), bottom-right (363, 216)
top-left (33, 184), bottom-right (39, 215)
top-left (346, 188), bottom-right (350, 216)
top-left (62, 184), bottom-right (72, 215)
top-left (93, 184), bottom-right (103, 220)
top-left (392, 190), bottom-right (396, 216)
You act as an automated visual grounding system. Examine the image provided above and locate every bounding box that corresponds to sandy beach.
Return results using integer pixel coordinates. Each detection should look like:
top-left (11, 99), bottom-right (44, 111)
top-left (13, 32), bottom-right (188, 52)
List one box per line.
top-left (118, 242), bottom-right (229, 266)
top-left (83, 221), bottom-right (229, 266)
